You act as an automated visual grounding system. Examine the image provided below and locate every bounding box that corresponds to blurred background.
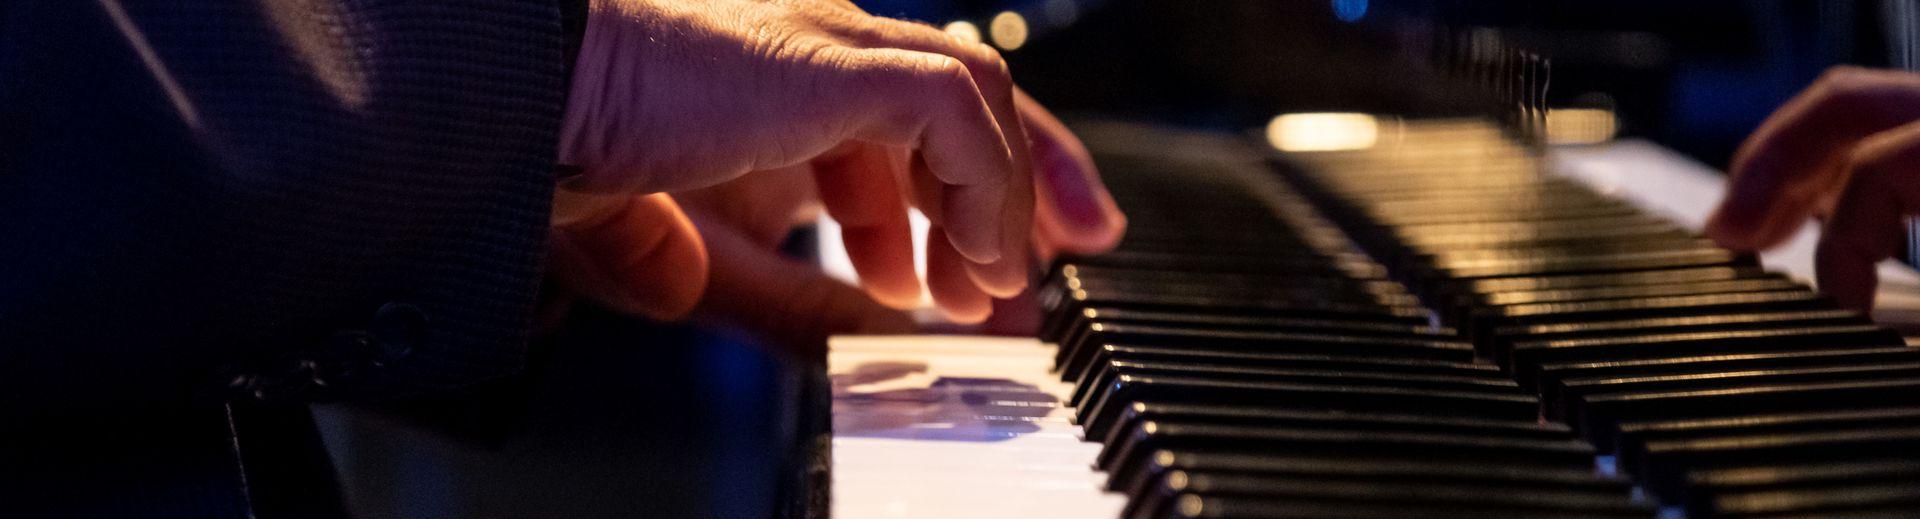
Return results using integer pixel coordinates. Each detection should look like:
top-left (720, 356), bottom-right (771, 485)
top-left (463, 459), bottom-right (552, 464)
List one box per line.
top-left (975, 0), bottom-right (1894, 167)
top-left (317, 1), bottom-right (1912, 518)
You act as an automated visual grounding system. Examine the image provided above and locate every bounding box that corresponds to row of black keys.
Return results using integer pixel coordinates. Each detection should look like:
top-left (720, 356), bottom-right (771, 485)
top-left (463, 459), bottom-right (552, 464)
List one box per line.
top-left (1278, 132), bottom-right (1920, 517)
top-left (1042, 148), bottom-right (1654, 518)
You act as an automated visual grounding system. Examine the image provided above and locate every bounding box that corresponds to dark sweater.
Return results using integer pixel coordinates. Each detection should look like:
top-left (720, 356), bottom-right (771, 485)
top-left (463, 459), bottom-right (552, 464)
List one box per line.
top-left (0, 0), bottom-right (577, 515)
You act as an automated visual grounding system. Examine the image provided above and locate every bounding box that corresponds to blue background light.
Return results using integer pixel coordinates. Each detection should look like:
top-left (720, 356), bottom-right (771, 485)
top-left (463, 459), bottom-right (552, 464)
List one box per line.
top-left (1333, 0), bottom-right (1368, 23)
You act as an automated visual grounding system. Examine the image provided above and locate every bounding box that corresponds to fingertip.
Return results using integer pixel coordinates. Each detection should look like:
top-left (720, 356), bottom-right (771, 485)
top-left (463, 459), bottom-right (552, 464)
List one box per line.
top-left (1027, 116), bottom-right (1126, 253)
top-left (839, 226), bottom-right (924, 309)
top-left (1703, 206), bottom-right (1760, 251)
top-left (865, 285), bottom-right (926, 311)
top-left (1815, 242), bottom-right (1879, 312)
top-left (942, 185), bottom-right (1005, 264)
top-left (623, 195), bottom-right (710, 320)
top-left (927, 227), bottom-right (995, 323)
top-left (558, 193), bottom-right (710, 321)
top-left (1036, 190), bottom-right (1127, 255)
top-left (964, 255), bottom-right (1029, 299)
top-left (938, 300), bottom-right (993, 325)
top-left (1034, 135), bottom-right (1109, 230)
top-left (1706, 194), bottom-right (1804, 252)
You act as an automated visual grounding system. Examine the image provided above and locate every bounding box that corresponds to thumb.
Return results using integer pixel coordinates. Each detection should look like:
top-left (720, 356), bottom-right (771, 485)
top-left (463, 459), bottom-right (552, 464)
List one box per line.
top-left (550, 191), bottom-right (709, 321)
top-left (685, 209), bottom-right (916, 357)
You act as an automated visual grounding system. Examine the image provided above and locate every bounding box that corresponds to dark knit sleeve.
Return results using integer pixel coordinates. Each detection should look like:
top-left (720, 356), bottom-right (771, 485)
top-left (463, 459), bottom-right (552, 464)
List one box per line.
top-left (0, 0), bottom-right (573, 411)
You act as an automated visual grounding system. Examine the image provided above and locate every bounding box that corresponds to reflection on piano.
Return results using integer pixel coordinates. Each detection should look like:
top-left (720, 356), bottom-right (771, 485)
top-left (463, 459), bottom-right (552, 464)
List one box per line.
top-left (830, 118), bottom-right (1920, 518)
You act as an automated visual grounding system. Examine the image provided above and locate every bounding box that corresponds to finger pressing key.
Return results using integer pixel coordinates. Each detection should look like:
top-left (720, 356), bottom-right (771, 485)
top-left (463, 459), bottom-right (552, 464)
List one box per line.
top-left (1815, 120), bottom-right (1920, 310)
top-left (831, 46), bottom-right (1015, 265)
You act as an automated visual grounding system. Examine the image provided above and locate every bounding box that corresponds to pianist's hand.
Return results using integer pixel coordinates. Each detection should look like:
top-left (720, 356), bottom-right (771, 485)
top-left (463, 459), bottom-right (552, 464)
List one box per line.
top-left (669, 91), bottom-right (1126, 349)
top-left (544, 0), bottom-right (1124, 329)
top-left (1707, 66), bottom-right (1920, 311)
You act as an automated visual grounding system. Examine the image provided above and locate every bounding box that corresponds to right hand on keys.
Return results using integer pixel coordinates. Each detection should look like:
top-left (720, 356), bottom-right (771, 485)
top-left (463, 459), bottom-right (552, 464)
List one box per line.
top-left (1708, 66), bottom-right (1920, 311)
top-left (544, 0), bottom-right (1125, 330)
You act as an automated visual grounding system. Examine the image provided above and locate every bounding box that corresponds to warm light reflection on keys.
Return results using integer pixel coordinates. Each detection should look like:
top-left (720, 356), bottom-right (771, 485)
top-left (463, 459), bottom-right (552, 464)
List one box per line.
top-left (1264, 112), bottom-right (1384, 152)
top-left (1547, 108), bottom-right (1620, 145)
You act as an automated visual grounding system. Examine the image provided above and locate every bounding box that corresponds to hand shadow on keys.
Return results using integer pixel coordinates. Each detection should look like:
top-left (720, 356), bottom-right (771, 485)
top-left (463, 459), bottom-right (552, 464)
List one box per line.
top-left (830, 361), bottom-right (1054, 442)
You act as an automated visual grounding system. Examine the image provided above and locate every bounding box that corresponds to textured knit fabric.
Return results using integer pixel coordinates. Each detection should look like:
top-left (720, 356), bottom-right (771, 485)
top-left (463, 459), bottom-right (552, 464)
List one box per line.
top-left (1, 0), bottom-right (566, 408)
top-left (1, 0), bottom-right (569, 515)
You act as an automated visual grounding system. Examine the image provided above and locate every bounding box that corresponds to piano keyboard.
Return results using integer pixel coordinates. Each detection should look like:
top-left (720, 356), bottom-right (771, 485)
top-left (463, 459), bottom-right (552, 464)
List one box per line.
top-left (830, 120), bottom-right (1920, 518)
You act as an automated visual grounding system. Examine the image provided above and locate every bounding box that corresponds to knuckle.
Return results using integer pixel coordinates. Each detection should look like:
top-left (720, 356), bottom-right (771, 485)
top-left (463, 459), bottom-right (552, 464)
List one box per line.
top-left (1810, 66), bottom-right (1887, 107)
top-left (968, 43), bottom-right (1012, 82)
top-left (916, 55), bottom-right (975, 93)
top-left (1816, 65), bottom-right (1871, 87)
top-left (1846, 129), bottom-right (1920, 178)
top-left (1846, 138), bottom-right (1897, 174)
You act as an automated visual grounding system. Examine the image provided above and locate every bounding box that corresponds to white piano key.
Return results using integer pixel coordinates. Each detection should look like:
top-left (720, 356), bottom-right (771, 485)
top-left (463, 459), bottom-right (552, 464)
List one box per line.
top-left (830, 336), bottom-right (1123, 519)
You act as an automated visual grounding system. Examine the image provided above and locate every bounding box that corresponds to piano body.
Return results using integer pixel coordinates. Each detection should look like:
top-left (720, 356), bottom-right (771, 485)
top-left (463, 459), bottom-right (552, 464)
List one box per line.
top-left (827, 3), bottom-right (1920, 517)
top-left (832, 116), bottom-right (1920, 518)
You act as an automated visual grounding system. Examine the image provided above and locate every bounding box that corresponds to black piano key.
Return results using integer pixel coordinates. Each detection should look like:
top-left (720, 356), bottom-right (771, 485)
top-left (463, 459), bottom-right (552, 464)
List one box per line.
top-left (1058, 325), bottom-right (1471, 385)
top-left (1449, 265), bottom-right (1771, 298)
top-left (1047, 279), bottom-right (1419, 316)
top-left (1528, 345), bottom-right (1919, 397)
top-left (1074, 361), bottom-right (1522, 426)
top-left (1070, 346), bottom-right (1502, 410)
top-left (1362, 201), bottom-right (1642, 227)
top-left (1628, 428), bottom-right (1920, 499)
top-left (1079, 375), bottom-right (1542, 443)
top-left (1503, 324), bottom-right (1898, 375)
top-left (1113, 229), bottom-right (1315, 248)
top-left (1449, 277), bottom-right (1805, 335)
top-left (1047, 283), bottom-right (1416, 336)
top-left (1679, 460), bottom-right (1920, 509)
top-left (1398, 242), bottom-right (1735, 288)
top-left (1097, 401), bottom-right (1572, 448)
top-left (1294, 170), bottom-right (1562, 195)
top-left (1377, 217), bottom-right (1672, 247)
top-left (1054, 279), bottom-right (1416, 314)
top-left (1575, 378), bottom-right (1920, 448)
top-left (1617, 410), bottom-right (1920, 502)
top-left (1412, 238), bottom-right (1722, 268)
top-left (1474, 276), bottom-right (1801, 307)
top-left (1119, 450), bottom-right (1634, 506)
top-left (1100, 422), bottom-right (1597, 488)
top-left (1492, 309), bottom-right (1870, 366)
top-left (1151, 494), bottom-right (1652, 519)
top-left (1042, 288), bottom-right (1429, 344)
top-left (1557, 362), bottom-right (1920, 425)
top-left (1619, 408), bottom-right (1920, 455)
top-left (1128, 471), bottom-right (1649, 519)
top-left (1699, 479), bottom-right (1920, 517)
top-left (1540, 345), bottom-right (1920, 407)
top-left (1046, 266), bottom-right (1407, 300)
top-left (1468, 290), bottom-right (1828, 344)
top-left (1047, 252), bottom-right (1387, 281)
top-left (1424, 247), bottom-right (1742, 281)
top-left (1393, 219), bottom-right (1687, 250)
top-left (1052, 307), bottom-right (1453, 371)
top-left (1499, 309), bottom-right (1864, 337)
top-left (1351, 188), bottom-right (1626, 215)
